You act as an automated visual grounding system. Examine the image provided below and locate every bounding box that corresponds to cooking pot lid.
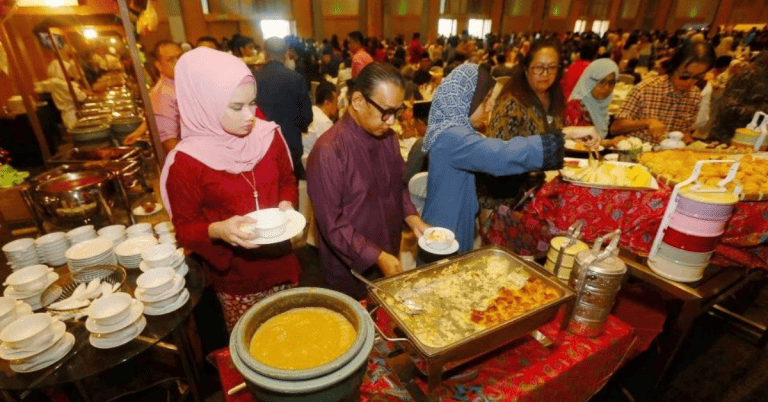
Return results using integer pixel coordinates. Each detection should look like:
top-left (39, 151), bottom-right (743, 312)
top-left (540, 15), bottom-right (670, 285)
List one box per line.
top-left (550, 237), bottom-right (589, 255)
top-left (37, 171), bottom-right (111, 192)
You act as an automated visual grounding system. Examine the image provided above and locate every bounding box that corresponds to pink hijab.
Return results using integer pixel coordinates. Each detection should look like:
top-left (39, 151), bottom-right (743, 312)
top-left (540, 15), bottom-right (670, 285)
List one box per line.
top-left (160, 47), bottom-right (290, 218)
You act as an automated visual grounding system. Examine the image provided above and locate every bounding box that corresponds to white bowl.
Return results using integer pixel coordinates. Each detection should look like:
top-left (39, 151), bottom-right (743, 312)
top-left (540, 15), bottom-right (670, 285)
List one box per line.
top-left (141, 244), bottom-right (177, 267)
top-left (244, 209), bottom-right (287, 238)
top-left (66, 225), bottom-right (95, 238)
top-left (126, 223), bottom-right (152, 234)
top-left (154, 222), bottom-right (174, 234)
top-left (4, 265), bottom-right (52, 293)
top-left (158, 234), bottom-right (176, 245)
top-left (0, 297), bottom-right (20, 320)
top-left (2, 238), bottom-right (35, 254)
top-left (423, 227), bottom-right (455, 250)
top-left (0, 313), bottom-right (53, 349)
top-left (136, 268), bottom-right (175, 296)
top-left (144, 289), bottom-right (183, 309)
top-left (97, 225), bottom-right (126, 238)
top-left (88, 293), bottom-right (133, 326)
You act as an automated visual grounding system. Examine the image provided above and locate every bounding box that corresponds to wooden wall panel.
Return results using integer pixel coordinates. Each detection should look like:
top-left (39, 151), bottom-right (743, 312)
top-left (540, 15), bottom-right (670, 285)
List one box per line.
top-left (388, 15), bottom-right (421, 39)
top-left (321, 15), bottom-right (359, 41)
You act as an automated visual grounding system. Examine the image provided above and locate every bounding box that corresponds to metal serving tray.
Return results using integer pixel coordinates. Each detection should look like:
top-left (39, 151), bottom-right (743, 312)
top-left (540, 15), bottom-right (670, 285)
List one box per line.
top-left (368, 245), bottom-right (575, 391)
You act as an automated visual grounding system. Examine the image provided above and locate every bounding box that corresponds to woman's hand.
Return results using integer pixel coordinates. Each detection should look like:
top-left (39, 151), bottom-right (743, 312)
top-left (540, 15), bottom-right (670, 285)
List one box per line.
top-left (405, 215), bottom-right (431, 239)
top-left (208, 216), bottom-right (260, 249)
top-left (278, 201), bottom-right (294, 211)
top-left (563, 126), bottom-right (600, 148)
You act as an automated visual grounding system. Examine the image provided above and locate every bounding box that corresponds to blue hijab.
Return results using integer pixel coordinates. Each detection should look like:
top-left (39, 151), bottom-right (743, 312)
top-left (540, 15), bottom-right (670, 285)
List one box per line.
top-left (569, 59), bottom-right (620, 138)
top-left (422, 64), bottom-right (479, 153)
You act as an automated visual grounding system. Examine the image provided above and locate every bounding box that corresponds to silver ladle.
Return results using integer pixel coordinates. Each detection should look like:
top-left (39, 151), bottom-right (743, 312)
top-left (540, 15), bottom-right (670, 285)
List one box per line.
top-left (349, 269), bottom-right (423, 315)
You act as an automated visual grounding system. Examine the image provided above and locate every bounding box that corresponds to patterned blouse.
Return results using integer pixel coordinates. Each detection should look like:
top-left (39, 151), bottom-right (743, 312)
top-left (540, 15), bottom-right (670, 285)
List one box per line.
top-left (477, 94), bottom-right (563, 209)
top-left (564, 99), bottom-right (594, 127)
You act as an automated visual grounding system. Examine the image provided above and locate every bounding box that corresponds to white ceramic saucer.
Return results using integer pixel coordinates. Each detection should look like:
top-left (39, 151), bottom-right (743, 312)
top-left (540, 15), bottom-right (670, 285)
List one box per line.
top-left (86, 299), bottom-right (144, 334)
top-left (144, 289), bottom-right (189, 316)
top-left (418, 237), bottom-right (460, 255)
top-left (176, 263), bottom-right (188, 277)
top-left (139, 251), bottom-right (183, 273)
top-left (246, 210), bottom-right (306, 245)
top-left (3, 273), bottom-right (59, 299)
top-left (10, 333), bottom-right (75, 373)
top-left (0, 320), bottom-right (66, 360)
top-left (135, 275), bottom-right (185, 303)
top-left (0, 303), bottom-right (33, 332)
top-left (89, 316), bottom-right (147, 349)
top-left (132, 203), bottom-right (164, 216)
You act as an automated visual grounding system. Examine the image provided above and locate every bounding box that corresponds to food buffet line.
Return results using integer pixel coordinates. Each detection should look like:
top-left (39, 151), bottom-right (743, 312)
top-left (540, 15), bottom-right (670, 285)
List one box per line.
top-left (2, 70), bottom-right (768, 401)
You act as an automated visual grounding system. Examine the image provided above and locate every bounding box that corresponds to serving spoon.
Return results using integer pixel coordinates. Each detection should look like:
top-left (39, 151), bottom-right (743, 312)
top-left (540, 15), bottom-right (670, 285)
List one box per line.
top-left (349, 269), bottom-right (423, 315)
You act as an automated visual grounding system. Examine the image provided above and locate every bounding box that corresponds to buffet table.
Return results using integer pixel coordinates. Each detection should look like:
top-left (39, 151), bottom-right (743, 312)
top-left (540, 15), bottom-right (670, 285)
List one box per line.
top-left (211, 310), bottom-right (636, 402)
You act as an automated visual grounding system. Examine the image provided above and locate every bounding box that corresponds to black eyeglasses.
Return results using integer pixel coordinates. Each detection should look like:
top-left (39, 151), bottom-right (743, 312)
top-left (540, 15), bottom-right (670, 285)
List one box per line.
top-left (677, 72), bottom-right (706, 81)
top-left (363, 94), bottom-right (406, 122)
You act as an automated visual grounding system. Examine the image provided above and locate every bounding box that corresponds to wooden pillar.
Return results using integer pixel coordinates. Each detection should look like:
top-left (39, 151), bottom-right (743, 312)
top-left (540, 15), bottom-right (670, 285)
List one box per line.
top-left (490, 0), bottom-right (505, 35)
top-left (179, 0), bottom-right (208, 44)
top-left (531, 0), bottom-right (547, 32)
top-left (292, 0), bottom-right (314, 38)
top-left (711, 0), bottom-right (735, 28)
top-left (426, 0), bottom-right (440, 42)
top-left (368, 0), bottom-right (382, 38)
top-left (311, 0), bottom-right (324, 39)
top-left (359, 0), bottom-right (368, 36)
top-left (607, 0), bottom-right (622, 28)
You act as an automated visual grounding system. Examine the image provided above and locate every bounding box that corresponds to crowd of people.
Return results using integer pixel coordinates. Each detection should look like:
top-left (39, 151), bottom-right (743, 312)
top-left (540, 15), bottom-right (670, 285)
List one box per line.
top-left (149, 26), bottom-right (768, 331)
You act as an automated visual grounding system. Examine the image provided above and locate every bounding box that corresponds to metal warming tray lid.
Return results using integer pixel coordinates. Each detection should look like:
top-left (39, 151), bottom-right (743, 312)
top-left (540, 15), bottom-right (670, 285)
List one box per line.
top-left (47, 147), bottom-right (140, 166)
top-left (368, 245), bottom-right (575, 388)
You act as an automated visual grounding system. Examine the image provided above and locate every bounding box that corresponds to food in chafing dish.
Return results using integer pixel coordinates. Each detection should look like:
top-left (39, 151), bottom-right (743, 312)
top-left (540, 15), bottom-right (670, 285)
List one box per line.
top-left (249, 307), bottom-right (357, 369)
top-left (387, 256), bottom-right (559, 348)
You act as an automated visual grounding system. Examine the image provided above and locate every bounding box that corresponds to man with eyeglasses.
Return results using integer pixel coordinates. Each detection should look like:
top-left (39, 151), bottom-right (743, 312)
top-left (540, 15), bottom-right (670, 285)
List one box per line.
top-left (306, 62), bottom-right (430, 300)
top-left (611, 41), bottom-right (716, 143)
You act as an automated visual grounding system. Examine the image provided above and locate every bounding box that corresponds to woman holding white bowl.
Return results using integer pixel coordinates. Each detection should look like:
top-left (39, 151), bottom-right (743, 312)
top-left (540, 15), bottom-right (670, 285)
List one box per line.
top-left (160, 47), bottom-right (299, 332)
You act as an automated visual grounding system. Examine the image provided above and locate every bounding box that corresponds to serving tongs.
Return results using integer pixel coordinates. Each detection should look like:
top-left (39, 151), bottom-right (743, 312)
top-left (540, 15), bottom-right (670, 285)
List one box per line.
top-left (552, 221), bottom-right (584, 279)
top-left (573, 149), bottom-right (602, 181)
top-left (349, 269), bottom-right (424, 315)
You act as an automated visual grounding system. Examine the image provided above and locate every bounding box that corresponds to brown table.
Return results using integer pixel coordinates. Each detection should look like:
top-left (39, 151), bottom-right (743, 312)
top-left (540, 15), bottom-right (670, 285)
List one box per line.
top-left (618, 248), bottom-right (749, 389)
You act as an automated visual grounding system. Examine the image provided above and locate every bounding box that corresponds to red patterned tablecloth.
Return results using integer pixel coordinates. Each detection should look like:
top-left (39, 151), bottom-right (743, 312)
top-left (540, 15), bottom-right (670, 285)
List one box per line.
top-left (209, 310), bottom-right (635, 402)
top-left (483, 178), bottom-right (768, 270)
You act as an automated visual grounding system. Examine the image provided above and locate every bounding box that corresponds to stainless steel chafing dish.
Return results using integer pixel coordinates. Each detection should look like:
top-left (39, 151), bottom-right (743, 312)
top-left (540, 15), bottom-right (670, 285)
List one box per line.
top-left (46, 147), bottom-right (141, 166)
top-left (367, 245), bottom-right (575, 391)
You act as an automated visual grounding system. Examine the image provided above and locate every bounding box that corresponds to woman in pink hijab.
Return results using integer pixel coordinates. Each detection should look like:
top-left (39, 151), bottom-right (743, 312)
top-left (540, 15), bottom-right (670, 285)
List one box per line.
top-left (160, 47), bottom-right (300, 332)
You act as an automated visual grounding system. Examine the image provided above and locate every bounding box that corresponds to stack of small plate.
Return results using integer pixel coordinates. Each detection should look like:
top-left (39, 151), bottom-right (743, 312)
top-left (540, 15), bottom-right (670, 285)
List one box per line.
top-left (135, 268), bottom-right (189, 316)
top-left (115, 235), bottom-right (158, 269)
top-left (139, 244), bottom-right (188, 276)
top-left (2, 265), bottom-right (58, 310)
top-left (86, 293), bottom-right (146, 349)
top-left (66, 226), bottom-right (97, 245)
top-left (97, 225), bottom-right (127, 246)
top-left (0, 313), bottom-right (74, 373)
top-left (125, 223), bottom-right (153, 238)
top-left (65, 238), bottom-right (117, 271)
top-left (153, 222), bottom-right (176, 246)
top-left (35, 232), bottom-right (69, 267)
top-left (2, 239), bottom-right (40, 271)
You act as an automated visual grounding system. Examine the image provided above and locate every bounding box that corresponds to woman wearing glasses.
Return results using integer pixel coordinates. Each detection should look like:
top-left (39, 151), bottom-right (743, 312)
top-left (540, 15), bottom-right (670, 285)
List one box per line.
top-left (564, 58), bottom-right (620, 138)
top-left (611, 41), bottom-right (715, 143)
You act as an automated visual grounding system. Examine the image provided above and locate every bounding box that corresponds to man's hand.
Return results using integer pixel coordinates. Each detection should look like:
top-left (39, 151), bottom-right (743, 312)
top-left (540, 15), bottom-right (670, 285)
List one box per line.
top-left (208, 216), bottom-right (260, 249)
top-left (646, 119), bottom-right (667, 141)
top-left (376, 251), bottom-right (402, 276)
top-left (562, 126), bottom-right (600, 148)
top-left (405, 215), bottom-right (431, 239)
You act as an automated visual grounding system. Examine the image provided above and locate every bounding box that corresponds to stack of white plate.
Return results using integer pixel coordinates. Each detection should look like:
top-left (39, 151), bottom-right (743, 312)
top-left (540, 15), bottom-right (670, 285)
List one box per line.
top-left (2, 239), bottom-right (40, 271)
top-left (115, 235), bottom-right (158, 269)
top-left (2, 265), bottom-right (59, 311)
top-left (35, 233), bottom-right (69, 267)
top-left (139, 244), bottom-right (187, 276)
top-left (0, 314), bottom-right (74, 373)
top-left (0, 298), bottom-right (33, 333)
top-left (66, 226), bottom-right (97, 245)
top-left (125, 223), bottom-right (153, 239)
top-left (86, 293), bottom-right (146, 349)
top-left (65, 238), bottom-right (116, 271)
top-left (97, 225), bottom-right (126, 247)
top-left (135, 268), bottom-right (189, 316)
top-left (153, 222), bottom-right (177, 246)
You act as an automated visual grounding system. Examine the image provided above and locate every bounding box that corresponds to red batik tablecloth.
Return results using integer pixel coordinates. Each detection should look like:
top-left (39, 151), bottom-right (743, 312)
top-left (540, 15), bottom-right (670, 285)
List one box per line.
top-left (209, 309), bottom-right (635, 402)
top-left (483, 178), bottom-right (768, 270)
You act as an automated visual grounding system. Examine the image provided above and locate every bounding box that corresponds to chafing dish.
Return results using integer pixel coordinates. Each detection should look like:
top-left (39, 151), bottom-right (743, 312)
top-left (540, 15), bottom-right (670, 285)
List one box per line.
top-left (30, 161), bottom-right (150, 200)
top-left (47, 147), bottom-right (140, 167)
top-left (368, 245), bottom-right (575, 391)
top-left (68, 123), bottom-right (112, 149)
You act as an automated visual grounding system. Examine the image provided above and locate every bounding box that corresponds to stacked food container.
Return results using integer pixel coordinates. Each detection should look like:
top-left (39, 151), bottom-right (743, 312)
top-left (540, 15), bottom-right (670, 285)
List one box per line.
top-left (545, 236), bottom-right (589, 282)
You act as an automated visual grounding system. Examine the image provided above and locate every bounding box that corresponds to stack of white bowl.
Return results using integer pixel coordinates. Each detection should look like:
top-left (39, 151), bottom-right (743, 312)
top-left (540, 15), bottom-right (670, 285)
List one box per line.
top-left (114, 235), bottom-right (158, 269)
top-left (97, 225), bottom-right (127, 246)
top-left (154, 222), bottom-right (176, 246)
top-left (139, 244), bottom-right (188, 276)
top-left (2, 239), bottom-right (40, 271)
top-left (0, 313), bottom-right (74, 373)
top-left (66, 225), bottom-right (97, 245)
top-left (0, 297), bottom-right (33, 333)
top-left (125, 223), bottom-right (153, 238)
top-left (35, 233), bottom-right (69, 267)
top-left (135, 268), bottom-right (189, 315)
top-left (2, 265), bottom-right (58, 310)
top-left (65, 238), bottom-right (117, 271)
top-left (86, 293), bottom-right (146, 349)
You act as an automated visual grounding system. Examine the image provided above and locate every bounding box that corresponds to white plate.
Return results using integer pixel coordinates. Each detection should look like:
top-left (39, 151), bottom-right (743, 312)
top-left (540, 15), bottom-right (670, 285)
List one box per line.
top-left (132, 203), bottom-right (163, 216)
top-left (114, 236), bottom-right (158, 257)
top-left (246, 210), bottom-right (306, 245)
top-left (135, 275), bottom-right (185, 302)
top-left (176, 263), bottom-right (188, 277)
top-left (10, 333), bottom-right (74, 373)
top-left (560, 159), bottom-right (660, 191)
top-left (418, 237), bottom-right (460, 255)
top-left (0, 320), bottom-right (66, 360)
top-left (85, 299), bottom-right (144, 334)
top-left (144, 289), bottom-right (189, 316)
top-left (139, 252), bottom-right (184, 273)
top-left (65, 238), bottom-right (113, 261)
top-left (3, 273), bottom-right (59, 299)
top-left (89, 316), bottom-right (146, 349)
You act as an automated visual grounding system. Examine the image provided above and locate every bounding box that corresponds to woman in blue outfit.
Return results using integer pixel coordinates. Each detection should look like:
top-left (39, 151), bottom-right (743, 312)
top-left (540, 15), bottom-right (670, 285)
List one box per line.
top-left (421, 64), bottom-right (595, 253)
